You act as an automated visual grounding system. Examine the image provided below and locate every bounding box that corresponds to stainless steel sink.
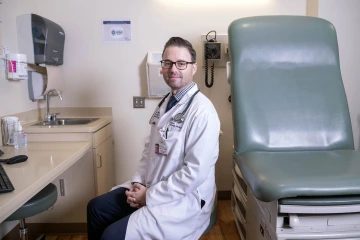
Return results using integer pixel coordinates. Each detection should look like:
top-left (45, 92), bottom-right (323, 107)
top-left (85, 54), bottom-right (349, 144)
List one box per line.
top-left (32, 118), bottom-right (100, 126)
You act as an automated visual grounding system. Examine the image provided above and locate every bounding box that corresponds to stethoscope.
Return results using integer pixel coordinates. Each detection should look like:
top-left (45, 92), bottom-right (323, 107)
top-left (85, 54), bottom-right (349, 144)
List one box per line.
top-left (149, 90), bottom-right (200, 124)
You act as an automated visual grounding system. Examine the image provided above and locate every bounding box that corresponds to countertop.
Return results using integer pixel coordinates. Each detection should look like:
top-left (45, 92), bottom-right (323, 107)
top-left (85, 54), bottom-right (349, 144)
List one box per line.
top-left (0, 141), bottom-right (92, 223)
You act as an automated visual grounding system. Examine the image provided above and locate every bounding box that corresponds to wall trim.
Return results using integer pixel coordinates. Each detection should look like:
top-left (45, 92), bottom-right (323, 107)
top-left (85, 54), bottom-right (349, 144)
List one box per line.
top-left (218, 190), bottom-right (231, 200)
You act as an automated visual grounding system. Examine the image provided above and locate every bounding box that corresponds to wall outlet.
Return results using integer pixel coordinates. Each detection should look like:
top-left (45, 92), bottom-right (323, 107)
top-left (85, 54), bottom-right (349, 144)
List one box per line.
top-left (200, 34), bottom-right (229, 67)
top-left (133, 96), bottom-right (145, 108)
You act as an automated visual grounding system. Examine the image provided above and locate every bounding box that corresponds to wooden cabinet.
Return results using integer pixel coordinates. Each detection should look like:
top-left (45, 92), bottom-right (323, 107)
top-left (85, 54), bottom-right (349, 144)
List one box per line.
top-left (91, 122), bottom-right (115, 196)
top-left (93, 136), bottom-right (114, 196)
top-left (27, 150), bottom-right (96, 223)
top-left (26, 123), bottom-right (115, 223)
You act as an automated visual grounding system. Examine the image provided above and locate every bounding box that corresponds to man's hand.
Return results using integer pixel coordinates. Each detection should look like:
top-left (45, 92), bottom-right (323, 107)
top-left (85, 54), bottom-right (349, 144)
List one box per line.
top-left (125, 183), bottom-right (147, 208)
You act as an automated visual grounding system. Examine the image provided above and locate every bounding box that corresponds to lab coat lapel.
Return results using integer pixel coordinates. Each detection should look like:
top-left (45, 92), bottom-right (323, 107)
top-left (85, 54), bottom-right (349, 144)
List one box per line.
top-left (157, 84), bottom-right (199, 127)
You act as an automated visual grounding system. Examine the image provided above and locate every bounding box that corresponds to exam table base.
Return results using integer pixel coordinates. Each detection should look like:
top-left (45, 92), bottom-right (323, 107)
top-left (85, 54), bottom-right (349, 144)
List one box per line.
top-left (232, 164), bottom-right (360, 240)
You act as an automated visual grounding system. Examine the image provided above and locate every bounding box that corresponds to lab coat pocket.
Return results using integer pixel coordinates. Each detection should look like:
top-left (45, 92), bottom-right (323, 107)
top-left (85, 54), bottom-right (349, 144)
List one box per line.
top-left (150, 197), bottom-right (188, 220)
top-left (158, 129), bottom-right (184, 159)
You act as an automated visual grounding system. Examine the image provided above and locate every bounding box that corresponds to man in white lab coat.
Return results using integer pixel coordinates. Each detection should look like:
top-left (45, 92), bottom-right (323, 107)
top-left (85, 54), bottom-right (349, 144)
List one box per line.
top-left (87, 37), bottom-right (220, 240)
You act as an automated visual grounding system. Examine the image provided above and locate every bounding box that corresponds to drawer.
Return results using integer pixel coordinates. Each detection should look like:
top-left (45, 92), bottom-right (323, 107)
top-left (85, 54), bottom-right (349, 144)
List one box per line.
top-left (92, 123), bottom-right (112, 148)
top-left (233, 162), bottom-right (248, 195)
top-left (232, 188), bottom-right (247, 218)
top-left (233, 181), bottom-right (247, 207)
top-left (233, 197), bottom-right (247, 240)
top-left (232, 169), bottom-right (248, 198)
top-left (234, 163), bottom-right (243, 178)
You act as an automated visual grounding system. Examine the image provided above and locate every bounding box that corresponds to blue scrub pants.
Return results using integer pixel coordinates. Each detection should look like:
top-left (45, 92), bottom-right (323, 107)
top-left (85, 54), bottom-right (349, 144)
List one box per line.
top-left (87, 187), bottom-right (138, 240)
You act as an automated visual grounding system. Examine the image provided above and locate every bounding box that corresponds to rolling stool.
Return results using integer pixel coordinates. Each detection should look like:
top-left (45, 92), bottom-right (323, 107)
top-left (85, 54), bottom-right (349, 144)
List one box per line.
top-left (5, 183), bottom-right (58, 240)
top-left (202, 201), bottom-right (218, 235)
top-left (202, 192), bottom-right (218, 235)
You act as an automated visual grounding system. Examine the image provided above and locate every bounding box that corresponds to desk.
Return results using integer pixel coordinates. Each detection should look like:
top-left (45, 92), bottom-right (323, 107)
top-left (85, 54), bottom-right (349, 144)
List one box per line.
top-left (0, 141), bottom-right (92, 223)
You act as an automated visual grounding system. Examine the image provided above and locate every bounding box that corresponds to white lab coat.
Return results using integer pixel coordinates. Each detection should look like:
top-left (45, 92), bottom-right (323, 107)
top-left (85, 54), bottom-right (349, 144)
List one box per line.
top-left (117, 84), bottom-right (220, 240)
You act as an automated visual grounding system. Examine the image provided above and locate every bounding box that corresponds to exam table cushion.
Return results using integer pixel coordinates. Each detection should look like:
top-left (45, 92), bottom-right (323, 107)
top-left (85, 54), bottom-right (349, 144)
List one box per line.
top-left (228, 16), bottom-right (354, 154)
top-left (5, 183), bottom-right (57, 221)
top-left (229, 16), bottom-right (358, 204)
top-left (236, 150), bottom-right (360, 203)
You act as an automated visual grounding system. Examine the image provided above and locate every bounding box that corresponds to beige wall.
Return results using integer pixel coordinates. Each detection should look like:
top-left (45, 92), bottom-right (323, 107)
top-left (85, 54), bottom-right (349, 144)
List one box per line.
top-left (306, 0), bottom-right (319, 17)
top-left (1, 0), bottom-right (359, 237)
top-left (0, 0), bottom-right (307, 196)
top-left (0, 1), bottom-right (40, 115)
top-left (318, 0), bottom-right (360, 150)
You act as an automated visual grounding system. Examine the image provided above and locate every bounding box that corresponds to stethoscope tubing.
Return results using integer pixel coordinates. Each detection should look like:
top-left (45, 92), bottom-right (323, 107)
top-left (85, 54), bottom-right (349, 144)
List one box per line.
top-left (149, 90), bottom-right (200, 124)
top-left (173, 90), bottom-right (200, 123)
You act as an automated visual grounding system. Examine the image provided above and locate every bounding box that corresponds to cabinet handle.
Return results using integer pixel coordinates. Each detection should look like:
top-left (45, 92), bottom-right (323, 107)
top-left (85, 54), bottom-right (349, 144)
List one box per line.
top-left (96, 154), bottom-right (102, 168)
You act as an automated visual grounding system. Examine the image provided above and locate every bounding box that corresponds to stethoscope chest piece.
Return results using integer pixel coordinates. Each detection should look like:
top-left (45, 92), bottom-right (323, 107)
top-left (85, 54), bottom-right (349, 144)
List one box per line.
top-left (149, 90), bottom-right (200, 125)
top-left (173, 113), bottom-right (185, 123)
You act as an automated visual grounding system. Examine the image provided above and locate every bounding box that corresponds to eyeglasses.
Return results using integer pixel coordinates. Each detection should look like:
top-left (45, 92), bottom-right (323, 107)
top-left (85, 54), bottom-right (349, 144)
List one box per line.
top-left (160, 60), bottom-right (195, 70)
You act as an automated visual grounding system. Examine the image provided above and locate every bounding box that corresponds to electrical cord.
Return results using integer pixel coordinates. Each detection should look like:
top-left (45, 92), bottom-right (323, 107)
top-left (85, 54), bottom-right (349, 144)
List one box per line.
top-left (206, 30), bottom-right (217, 42)
top-left (205, 57), bottom-right (209, 83)
top-left (204, 58), bottom-right (214, 88)
top-left (205, 61), bottom-right (214, 88)
top-left (205, 30), bottom-right (216, 88)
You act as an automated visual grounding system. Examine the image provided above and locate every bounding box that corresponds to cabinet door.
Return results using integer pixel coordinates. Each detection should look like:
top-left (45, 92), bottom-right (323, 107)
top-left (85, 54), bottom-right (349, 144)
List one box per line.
top-left (27, 150), bottom-right (96, 223)
top-left (93, 136), bottom-right (115, 196)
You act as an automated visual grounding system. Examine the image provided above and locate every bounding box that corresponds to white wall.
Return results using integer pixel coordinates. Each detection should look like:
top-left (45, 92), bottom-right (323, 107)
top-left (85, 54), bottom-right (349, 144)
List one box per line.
top-left (318, 0), bottom-right (360, 150)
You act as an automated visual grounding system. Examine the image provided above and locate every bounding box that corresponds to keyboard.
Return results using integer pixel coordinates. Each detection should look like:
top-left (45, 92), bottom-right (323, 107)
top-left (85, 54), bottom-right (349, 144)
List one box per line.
top-left (0, 164), bottom-right (14, 193)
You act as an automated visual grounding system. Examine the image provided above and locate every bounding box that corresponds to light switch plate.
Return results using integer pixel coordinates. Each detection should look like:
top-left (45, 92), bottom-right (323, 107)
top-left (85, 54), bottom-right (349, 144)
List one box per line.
top-left (133, 96), bottom-right (145, 108)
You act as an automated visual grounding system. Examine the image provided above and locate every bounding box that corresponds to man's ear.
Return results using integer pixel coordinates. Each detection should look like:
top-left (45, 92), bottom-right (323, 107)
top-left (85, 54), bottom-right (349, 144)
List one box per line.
top-left (192, 62), bottom-right (198, 76)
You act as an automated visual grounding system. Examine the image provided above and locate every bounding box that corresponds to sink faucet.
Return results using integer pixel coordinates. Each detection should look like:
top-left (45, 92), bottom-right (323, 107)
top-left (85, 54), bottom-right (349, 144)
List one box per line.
top-left (44, 89), bottom-right (63, 122)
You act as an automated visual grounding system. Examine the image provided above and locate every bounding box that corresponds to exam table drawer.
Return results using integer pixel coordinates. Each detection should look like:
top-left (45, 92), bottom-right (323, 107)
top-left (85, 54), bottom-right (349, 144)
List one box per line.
top-left (233, 162), bottom-right (248, 196)
top-left (232, 194), bottom-right (247, 240)
top-left (232, 160), bottom-right (248, 239)
top-left (232, 169), bottom-right (248, 201)
top-left (232, 187), bottom-right (247, 218)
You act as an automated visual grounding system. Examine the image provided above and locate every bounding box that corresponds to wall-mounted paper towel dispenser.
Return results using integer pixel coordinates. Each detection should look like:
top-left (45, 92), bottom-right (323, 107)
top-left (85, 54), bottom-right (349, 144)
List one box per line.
top-left (146, 52), bottom-right (170, 98)
top-left (16, 14), bottom-right (65, 101)
top-left (16, 14), bottom-right (65, 66)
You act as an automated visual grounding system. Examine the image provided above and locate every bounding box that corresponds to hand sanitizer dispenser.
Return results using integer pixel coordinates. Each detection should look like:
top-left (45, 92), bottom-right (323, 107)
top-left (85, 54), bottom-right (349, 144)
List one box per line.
top-left (16, 14), bottom-right (65, 66)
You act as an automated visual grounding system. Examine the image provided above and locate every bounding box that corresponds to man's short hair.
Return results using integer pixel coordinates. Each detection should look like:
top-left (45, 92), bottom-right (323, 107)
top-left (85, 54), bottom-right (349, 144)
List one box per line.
top-left (162, 37), bottom-right (196, 62)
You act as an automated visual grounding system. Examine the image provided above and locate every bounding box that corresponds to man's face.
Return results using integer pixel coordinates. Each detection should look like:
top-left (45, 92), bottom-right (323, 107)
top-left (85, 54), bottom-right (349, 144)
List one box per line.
top-left (162, 46), bottom-right (197, 94)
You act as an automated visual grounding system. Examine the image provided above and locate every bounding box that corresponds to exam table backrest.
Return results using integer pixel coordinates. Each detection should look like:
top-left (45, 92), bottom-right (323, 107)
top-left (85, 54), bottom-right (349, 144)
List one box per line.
top-left (228, 16), bottom-right (354, 154)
